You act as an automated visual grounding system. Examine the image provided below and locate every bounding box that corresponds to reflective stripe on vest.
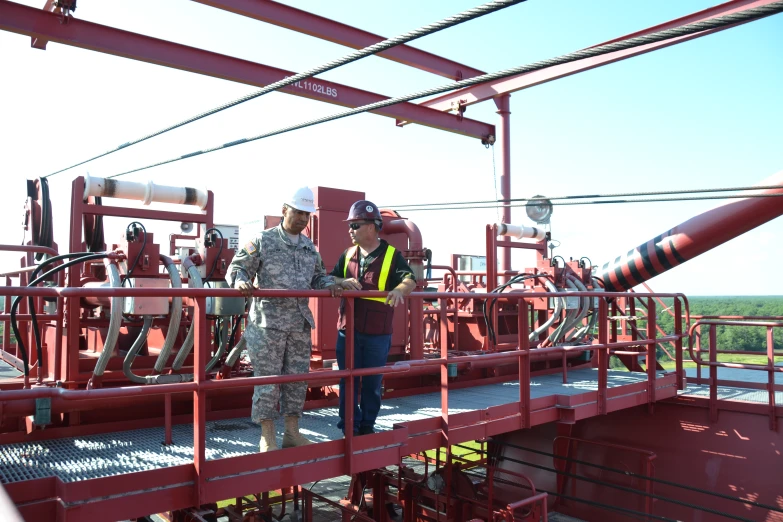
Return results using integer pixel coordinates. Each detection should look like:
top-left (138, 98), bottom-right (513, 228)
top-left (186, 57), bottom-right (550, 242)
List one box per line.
top-left (344, 245), bottom-right (396, 302)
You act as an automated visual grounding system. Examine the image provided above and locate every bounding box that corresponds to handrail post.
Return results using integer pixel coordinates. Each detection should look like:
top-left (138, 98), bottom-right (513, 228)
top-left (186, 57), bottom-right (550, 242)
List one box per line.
top-left (440, 298), bottom-right (449, 448)
top-left (709, 324), bottom-right (718, 423)
top-left (518, 297), bottom-right (530, 429)
top-left (193, 296), bottom-right (207, 505)
top-left (766, 326), bottom-right (777, 431)
top-left (598, 299), bottom-right (608, 415)
top-left (646, 298), bottom-right (657, 412)
top-left (674, 298), bottom-right (683, 390)
top-left (696, 325), bottom-right (703, 382)
top-left (344, 298), bottom-right (355, 476)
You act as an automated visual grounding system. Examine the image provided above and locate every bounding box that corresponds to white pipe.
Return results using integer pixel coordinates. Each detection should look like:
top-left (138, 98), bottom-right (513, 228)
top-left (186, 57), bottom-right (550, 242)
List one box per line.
top-left (154, 255), bottom-right (183, 373)
top-left (83, 174), bottom-right (209, 210)
top-left (93, 261), bottom-right (123, 377)
top-left (496, 223), bottom-right (546, 241)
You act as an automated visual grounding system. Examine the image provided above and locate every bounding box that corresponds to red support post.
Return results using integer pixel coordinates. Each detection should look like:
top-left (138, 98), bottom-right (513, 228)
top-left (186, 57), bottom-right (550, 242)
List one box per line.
top-left (709, 324), bottom-right (718, 423)
top-left (344, 298), bottom-right (355, 476)
top-left (440, 298), bottom-right (449, 449)
top-left (494, 95), bottom-right (512, 282)
top-left (675, 298), bottom-right (683, 390)
top-left (518, 297), bottom-right (530, 429)
top-left (766, 326), bottom-right (777, 431)
top-left (646, 298), bottom-right (657, 413)
top-left (598, 299), bottom-right (608, 415)
top-left (164, 393), bottom-right (173, 446)
top-left (193, 296), bottom-right (208, 505)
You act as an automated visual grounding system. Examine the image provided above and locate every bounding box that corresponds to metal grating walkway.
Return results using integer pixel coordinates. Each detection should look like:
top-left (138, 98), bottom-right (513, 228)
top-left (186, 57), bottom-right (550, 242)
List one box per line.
top-left (0, 369), bottom-right (656, 484)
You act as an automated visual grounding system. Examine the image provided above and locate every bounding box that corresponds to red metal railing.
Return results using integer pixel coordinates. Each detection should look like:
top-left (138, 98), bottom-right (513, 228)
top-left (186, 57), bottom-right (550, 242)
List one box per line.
top-left (0, 283), bottom-right (688, 514)
top-left (688, 320), bottom-right (783, 430)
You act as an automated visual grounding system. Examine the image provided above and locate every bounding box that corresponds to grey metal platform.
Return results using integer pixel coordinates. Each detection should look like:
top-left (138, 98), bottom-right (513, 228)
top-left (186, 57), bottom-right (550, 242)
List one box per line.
top-left (0, 368), bottom-right (658, 485)
top-left (0, 359), bottom-right (22, 379)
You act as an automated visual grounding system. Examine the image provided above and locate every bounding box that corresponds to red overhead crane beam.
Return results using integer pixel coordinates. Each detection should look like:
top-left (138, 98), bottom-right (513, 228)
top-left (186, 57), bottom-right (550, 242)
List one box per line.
top-left (192, 0), bottom-right (486, 81)
top-left (415, 0), bottom-right (778, 113)
top-left (0, 0), bottom-right (494, 140)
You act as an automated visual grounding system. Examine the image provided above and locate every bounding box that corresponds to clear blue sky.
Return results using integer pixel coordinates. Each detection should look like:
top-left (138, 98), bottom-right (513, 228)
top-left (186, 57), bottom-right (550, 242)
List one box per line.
top-left (0, 0), bottom-right (781, 295)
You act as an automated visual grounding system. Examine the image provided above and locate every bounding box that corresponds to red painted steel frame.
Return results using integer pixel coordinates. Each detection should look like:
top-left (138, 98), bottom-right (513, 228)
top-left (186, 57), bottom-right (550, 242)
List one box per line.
top-left (0, 281), bottom-right (688, 521)
top-left (0, 0), bottom-right (494, 141)
top-left (192, 0), bottom-right (486, 80)
top-left (689, 319), bottom-right (783, 430)
top-left (417, 0), bottom-right (781, 112)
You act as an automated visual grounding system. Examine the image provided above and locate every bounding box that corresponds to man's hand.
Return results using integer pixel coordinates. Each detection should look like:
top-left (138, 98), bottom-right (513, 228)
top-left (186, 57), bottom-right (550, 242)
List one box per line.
top-left (236, 281), bottom-right (257, 298)
top-left (386, 288), bottom-right (405, 307)
top-left (330, 278), bottom-right (362, 297)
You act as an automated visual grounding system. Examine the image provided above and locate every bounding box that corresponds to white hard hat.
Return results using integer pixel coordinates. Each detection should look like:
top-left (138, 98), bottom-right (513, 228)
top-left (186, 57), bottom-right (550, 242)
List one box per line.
top-left (287, 186), bottom-right (316, 213)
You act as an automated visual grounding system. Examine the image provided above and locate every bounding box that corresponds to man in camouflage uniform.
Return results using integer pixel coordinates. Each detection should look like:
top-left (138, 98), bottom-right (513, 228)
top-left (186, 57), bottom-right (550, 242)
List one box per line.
top-left (227, 187), bottom-right (338, 452)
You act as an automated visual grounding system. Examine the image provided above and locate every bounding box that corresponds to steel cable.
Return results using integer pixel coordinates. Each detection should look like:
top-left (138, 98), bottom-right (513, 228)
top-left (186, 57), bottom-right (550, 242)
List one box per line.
top-left (383, 184), bottom-right (783, 209)
top-left (104, 1), bottom-right (783, 179)
top-left (43, 0), bottom-right (525, 178)
top-left (387, 192), bottom-right (783, 211)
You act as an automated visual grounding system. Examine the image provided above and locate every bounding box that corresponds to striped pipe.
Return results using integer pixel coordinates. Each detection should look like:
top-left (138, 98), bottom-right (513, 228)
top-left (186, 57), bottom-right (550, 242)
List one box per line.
top-left (599, 171), bottom-right (783, 292)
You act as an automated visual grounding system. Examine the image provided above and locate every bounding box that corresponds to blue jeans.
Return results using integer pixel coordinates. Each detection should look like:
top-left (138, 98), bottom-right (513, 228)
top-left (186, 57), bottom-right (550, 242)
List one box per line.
top-left (335, 330), bottom-right (392, 433)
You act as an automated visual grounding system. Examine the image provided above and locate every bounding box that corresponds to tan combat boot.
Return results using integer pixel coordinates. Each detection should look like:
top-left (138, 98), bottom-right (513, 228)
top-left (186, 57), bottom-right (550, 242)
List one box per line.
top-left (259, 419), bottom-right (278, 452)
top-left (282, 416), bottom-right (312, 448)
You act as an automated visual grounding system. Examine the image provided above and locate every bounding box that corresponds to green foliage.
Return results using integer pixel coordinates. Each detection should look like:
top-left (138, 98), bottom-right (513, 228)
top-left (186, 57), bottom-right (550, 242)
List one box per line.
top-left (652, 296), bottom-right (783, 354)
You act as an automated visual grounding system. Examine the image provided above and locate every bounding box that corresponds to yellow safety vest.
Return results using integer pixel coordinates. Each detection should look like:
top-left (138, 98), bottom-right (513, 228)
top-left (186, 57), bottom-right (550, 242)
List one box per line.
top-left (344, 245), bottom-right (396, 302)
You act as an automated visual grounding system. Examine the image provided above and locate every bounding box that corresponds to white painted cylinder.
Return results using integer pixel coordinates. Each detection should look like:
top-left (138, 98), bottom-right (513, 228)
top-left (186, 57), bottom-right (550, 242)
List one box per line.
top-left (83, 174), bottom-right (208, 210)
top-left (496, 223), bottom-right (547, 241)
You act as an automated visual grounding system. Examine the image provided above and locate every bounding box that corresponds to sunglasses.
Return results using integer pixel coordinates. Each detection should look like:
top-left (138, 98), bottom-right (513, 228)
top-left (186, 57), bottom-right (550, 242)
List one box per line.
top-left (349, 222), bottom-right (371, 230)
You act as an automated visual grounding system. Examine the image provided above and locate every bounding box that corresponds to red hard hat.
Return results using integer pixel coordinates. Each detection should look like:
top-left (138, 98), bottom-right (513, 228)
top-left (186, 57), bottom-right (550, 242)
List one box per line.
top-left (346, 200), bottom-right (382, 225)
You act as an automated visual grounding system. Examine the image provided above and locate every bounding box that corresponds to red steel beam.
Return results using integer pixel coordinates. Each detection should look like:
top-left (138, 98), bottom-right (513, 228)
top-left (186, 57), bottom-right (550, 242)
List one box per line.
top-left (0, 1), bottom-right (494, 140)
top-left (192, 0), bottom-right (486, 81)
top-left (416, 0), bottom-right (778, 113)
top-left (30, 0), bottom-right (56, 49)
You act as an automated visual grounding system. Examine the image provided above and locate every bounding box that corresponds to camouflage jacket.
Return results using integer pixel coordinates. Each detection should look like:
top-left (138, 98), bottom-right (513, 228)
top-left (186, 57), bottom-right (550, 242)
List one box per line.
top-left (226, 224), bottom-right (334, 331)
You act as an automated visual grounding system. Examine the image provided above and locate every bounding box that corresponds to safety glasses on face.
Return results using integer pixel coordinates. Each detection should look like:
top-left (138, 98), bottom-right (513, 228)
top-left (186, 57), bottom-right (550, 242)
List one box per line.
top-left (349, 222), bottom-right (372, 230)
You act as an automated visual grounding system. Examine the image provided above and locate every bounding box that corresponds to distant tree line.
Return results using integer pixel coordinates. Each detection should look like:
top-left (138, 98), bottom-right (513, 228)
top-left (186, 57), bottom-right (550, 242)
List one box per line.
top-left (653, 296), bottom-right (783, 353)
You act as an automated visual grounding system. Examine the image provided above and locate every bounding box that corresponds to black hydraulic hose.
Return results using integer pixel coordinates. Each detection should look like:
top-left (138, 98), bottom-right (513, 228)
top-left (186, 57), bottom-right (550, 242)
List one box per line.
top-left (11, 253), bottom-right (110, 378)
top-left (203, 227), bottom-right (223, 281)
top-left (228, 315), bottom-right (241, 349)
top-left (24, 252), bottom-right (94, 379)
top-left (45, 0), bottom-right (526, 178)
top-left (27, 252), bottom-right (95, 373)
top-left (34, 178), bottom-right (53, 262)
top-left (123, 221), bottom-right (147, 286)
top-left (497, 454), bottom-right (757, 522)
top-left (496, 440), bottom-right (783, 514)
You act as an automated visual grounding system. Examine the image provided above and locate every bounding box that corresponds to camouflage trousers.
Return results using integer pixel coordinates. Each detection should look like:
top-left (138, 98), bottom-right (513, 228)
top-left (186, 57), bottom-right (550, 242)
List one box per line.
top-left (244, 322), bottom-right (312, 422)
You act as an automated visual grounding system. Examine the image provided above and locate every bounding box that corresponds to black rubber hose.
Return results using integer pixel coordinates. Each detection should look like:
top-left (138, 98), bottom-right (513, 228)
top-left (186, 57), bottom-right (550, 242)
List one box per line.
top-left (11, 253), bottom-right (110, 377)
top-left (123, 221), bottom-right (147, 286)
top-left (24, 252), bottom-right (94, 379)
top-left (203, 227), bottom-right (224, 281)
